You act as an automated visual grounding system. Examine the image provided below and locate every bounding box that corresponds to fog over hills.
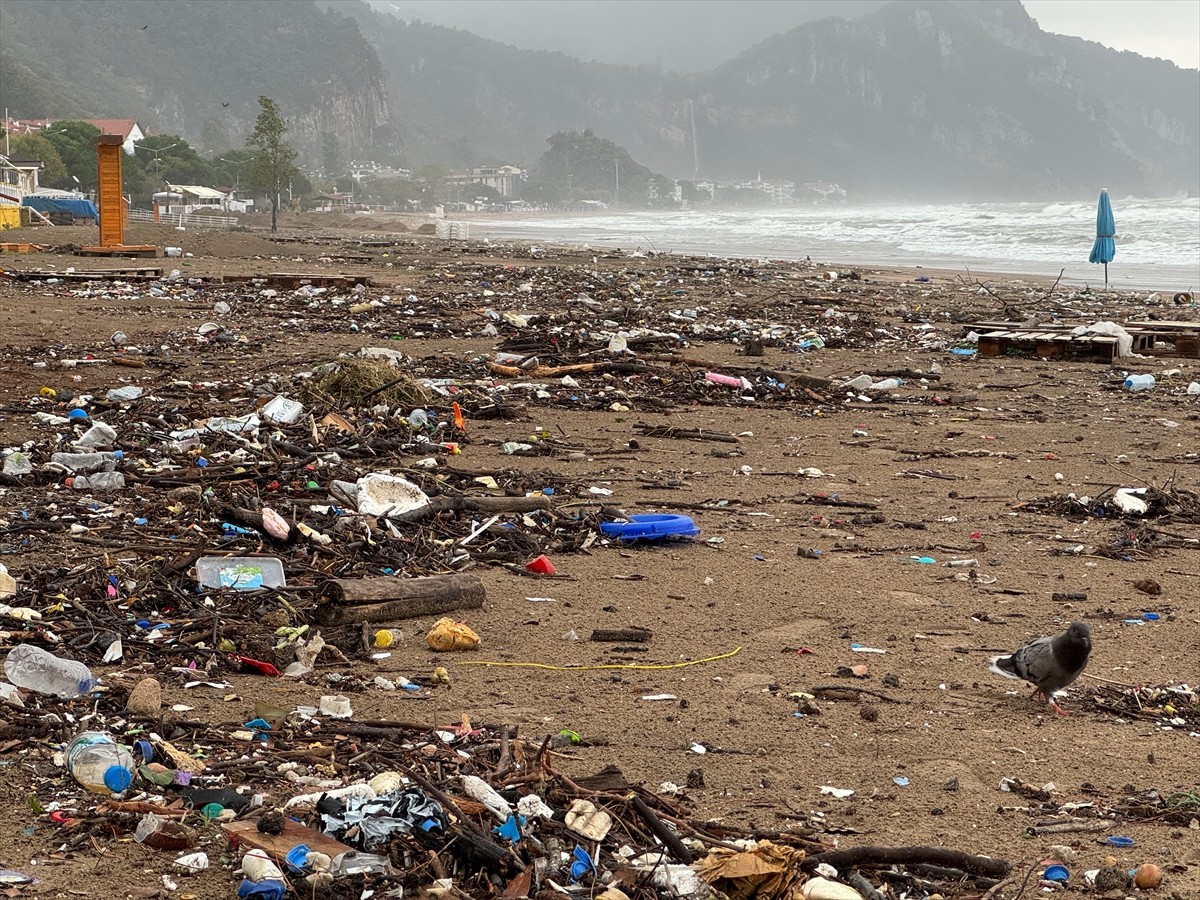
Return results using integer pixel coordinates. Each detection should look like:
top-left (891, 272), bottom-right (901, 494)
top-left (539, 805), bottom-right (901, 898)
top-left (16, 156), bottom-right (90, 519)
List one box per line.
top-left (2, 0), bottom-right (1195, 199)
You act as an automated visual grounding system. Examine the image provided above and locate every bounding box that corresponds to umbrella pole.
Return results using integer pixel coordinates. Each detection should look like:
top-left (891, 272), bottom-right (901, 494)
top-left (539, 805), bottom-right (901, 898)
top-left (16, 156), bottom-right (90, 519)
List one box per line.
top-left (1104, 262), bottom-right (1108, 288)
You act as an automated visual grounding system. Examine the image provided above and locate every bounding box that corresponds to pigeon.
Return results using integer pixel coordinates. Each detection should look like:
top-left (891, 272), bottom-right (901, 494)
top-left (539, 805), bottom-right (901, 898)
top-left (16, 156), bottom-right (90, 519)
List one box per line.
top-left (990, 621), bottom-right (1091, 716)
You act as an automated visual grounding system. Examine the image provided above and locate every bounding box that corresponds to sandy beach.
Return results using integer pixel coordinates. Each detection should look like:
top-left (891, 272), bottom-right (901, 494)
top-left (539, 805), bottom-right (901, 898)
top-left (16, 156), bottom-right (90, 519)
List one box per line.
top-left (0, 218), bottom-right (1197, 898)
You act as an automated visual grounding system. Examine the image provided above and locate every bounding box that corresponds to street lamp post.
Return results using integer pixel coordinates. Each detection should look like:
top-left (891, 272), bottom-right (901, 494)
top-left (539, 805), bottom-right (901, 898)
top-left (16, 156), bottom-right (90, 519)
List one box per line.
top-left (219, 157), bottom-right (247, 191)
top-left (135, 142), bottom-right (179, 179)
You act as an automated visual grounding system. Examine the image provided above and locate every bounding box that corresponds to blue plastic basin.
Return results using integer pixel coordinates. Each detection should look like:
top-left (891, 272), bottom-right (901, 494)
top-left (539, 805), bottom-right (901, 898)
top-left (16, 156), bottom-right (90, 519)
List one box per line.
top-left (600, 514), bottom-right (700, 542)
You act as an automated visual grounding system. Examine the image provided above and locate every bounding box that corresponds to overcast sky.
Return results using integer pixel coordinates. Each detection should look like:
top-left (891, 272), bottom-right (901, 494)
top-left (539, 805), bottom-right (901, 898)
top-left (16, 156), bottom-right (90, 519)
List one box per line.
top-left (1023, 0), bottom-right (1199, 69)
top-left (375, 0), bottom-right (1200, 71)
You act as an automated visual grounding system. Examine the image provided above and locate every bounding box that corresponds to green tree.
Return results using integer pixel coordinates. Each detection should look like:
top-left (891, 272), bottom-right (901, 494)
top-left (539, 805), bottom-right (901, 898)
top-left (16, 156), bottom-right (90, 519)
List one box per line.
top-left (246, 96), bottom-right (298, 232)
top-left (321, 132), bottom-right (343, 179)
top-left (42, 121), bottom-right (101, 190)
top-left (8, 134), bottom-right (68, 188)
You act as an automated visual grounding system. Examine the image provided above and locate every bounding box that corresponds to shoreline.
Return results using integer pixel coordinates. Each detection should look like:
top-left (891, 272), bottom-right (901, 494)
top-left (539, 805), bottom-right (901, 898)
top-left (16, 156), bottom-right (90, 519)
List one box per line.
top-left (0, 217), bottom-right (1193, 298)
top-left (457, 200), bottom-right (1200, 293)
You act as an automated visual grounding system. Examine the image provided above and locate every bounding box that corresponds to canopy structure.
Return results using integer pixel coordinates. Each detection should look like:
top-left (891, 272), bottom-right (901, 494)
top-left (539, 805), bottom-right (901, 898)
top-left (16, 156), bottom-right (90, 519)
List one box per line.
top-left (22, 194), bottom-right (99, 223)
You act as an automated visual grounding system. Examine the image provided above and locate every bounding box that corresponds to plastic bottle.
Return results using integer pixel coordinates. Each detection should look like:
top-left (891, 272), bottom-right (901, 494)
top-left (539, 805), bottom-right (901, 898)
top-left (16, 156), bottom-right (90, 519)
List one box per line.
top-left (72, 472), bottom-right (126, 491)
top-left (1124, 374), bottom-right (1155, 391)
top-left (49, 450), bottom-right (123, 473)
top-left (870, 378), bottom-right (904, 390)
top-left (4, 644), bottom-right (97, 698)
top-left (66, 732), bottom-right (135, 795)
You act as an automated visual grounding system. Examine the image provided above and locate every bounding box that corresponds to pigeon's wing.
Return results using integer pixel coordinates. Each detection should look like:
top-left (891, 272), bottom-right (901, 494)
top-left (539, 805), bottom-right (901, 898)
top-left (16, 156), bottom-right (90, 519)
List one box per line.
top-left (1011, 635), bottom-right (1069, 691)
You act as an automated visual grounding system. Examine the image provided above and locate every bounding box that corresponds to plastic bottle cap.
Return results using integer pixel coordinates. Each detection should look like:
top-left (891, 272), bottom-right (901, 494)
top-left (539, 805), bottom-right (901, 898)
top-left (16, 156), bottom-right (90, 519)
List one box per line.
top-left (103, 763), bottom-right (134, 793)
top-left (1042, 865), bottom-right (1069, 882)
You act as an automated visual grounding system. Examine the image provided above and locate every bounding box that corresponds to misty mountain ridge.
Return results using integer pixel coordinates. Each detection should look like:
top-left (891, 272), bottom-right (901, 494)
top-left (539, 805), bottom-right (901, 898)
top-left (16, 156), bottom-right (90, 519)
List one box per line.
top-left (1, 0), bottom-right (1195, 200)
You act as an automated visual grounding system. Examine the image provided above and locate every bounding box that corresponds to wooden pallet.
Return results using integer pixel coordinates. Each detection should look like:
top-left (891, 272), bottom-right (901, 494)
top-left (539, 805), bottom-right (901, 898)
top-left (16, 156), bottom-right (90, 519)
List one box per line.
top-left (0, 242), bottom-right (49, 253)
top-left (77, 244), bottom-right (160, 259)
top-left (974, 327), bottom-right (1119, 361)
top-left (1125, 320), bottom-right (1200, 357)
top-left (971, 320), bottom-right (1199, 360)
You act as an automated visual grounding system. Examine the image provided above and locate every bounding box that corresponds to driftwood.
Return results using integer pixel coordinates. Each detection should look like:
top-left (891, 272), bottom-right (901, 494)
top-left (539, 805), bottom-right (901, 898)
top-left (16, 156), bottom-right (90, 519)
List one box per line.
top-left (801, 845), bottom-right (1010, 879)
top-left (389, 494), bottom-right (553, 524)
top-left (317, 573), bottom-right (486, 625)
top-left (486, 360), bottom-right (655, 378)
top-left (590, 627), bottom-right (652, 643)
top-left (633, 424), bottom-right (740, 444)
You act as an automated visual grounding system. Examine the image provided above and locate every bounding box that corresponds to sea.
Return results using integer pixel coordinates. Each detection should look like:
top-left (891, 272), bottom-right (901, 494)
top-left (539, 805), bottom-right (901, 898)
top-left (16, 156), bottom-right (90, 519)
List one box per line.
top-left (476, 196), bottom-right (1200, 293)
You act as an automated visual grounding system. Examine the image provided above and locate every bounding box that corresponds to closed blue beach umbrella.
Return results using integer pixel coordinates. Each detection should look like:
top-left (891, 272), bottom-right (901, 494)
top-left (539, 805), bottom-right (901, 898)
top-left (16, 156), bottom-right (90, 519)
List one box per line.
top-left (1088, 189), bottom-right (1115, 286)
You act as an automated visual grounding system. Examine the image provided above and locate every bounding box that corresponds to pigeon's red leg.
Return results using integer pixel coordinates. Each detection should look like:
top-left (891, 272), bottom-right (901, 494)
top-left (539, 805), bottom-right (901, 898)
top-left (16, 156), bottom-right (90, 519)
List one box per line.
top-left (1049, 698), bottom-right (1070, 717)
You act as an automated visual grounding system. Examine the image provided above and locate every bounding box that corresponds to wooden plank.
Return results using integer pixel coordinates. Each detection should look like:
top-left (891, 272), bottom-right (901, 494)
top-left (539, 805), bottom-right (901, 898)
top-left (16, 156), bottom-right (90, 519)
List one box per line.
top-left (223, 818), bottom-right (354, 862)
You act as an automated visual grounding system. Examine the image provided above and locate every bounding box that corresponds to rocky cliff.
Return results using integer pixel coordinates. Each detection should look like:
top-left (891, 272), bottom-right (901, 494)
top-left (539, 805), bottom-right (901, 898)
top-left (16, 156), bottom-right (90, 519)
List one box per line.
top-left (3, 0), bottom-right (1196, 198)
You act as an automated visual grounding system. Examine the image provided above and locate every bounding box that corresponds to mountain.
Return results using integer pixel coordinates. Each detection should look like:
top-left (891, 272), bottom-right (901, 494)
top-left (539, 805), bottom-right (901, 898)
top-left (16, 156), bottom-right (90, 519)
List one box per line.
top-left (363, 0), bottom-right (890, 74)
top-left (2, 0), bottom-right (1196, 199)
top-left (0, 0), bottom-right (394, 162)
top-left (691, 0), bottom-right (1199, 196)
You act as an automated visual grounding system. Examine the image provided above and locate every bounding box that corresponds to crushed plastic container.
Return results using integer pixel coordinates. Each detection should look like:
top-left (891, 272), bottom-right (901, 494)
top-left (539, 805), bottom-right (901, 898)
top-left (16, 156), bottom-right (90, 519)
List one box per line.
top-left (355, 473), bottom-right (430, 517)
top-left (195, 557), bottom-right (285, 591)
top-left (262, 396), bottom-right (304, 425)
top-left (600, 514), bottom-right (701, 542)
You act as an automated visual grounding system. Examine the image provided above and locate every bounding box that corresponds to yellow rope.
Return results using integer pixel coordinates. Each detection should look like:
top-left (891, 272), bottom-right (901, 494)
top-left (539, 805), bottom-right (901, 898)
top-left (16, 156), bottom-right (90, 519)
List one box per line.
top-left (457, 646), bottom-right (742, 671)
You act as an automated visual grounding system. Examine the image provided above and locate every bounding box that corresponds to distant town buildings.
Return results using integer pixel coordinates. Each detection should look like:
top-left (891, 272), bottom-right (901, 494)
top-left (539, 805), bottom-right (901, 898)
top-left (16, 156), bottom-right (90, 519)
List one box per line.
top-left (2, 117), bottom-right (144, 154)
top-left (445, 165), bottom-right (526, 199)
top-left (348, 160), bottom-right (411, 182)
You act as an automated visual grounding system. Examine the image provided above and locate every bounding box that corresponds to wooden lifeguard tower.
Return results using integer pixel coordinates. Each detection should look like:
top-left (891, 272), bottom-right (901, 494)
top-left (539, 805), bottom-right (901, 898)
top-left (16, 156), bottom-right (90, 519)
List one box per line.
top-left (78, 134), bottom-right (158, 258)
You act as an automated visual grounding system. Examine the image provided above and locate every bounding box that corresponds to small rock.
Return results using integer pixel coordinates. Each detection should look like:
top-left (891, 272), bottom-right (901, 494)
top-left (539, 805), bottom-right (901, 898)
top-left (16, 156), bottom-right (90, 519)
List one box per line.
top-left (1093, 866), bottom-right (1129, 892)
top-left (257, 809), bottom-right (285, 835)
top-left (126, 677), bottom-right (162, 717)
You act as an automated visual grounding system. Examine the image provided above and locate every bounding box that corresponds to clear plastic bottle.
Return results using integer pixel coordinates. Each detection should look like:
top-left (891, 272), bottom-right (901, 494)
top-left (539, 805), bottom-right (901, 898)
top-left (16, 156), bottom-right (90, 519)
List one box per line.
top-left (71, 472), bottom-right (126, 491)
top-left (66, 732), bottom-right (135, 795)
top-left (49, 450), bottom-right (123, 472)
top-left (1124, 374), bottom-right (1156, 391)
top-left (4, 644), bottom-right (96, 698)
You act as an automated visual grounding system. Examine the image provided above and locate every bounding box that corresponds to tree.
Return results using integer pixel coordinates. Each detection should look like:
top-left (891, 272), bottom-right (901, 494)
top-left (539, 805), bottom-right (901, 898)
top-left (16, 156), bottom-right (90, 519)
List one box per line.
top-left (246, 96), bottom-right (297, 232)
top-left (42, 121), bottom-right (101, 190)
top-left (321, 132), bottom-right (343, 179)
top-left (8, 134), bottom-right (68, 188)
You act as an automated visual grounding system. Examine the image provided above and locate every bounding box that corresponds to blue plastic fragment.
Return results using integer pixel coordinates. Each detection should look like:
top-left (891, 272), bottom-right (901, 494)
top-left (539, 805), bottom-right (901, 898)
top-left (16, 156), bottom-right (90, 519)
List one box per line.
top-left (569, 846), bottom-right (595, 882)
top-left (237, 879), bottom-right (286, 900)
top-left (493, 813), bottom-right (525, 843)
top-left (1106, 835), bottom-right (1135, 848)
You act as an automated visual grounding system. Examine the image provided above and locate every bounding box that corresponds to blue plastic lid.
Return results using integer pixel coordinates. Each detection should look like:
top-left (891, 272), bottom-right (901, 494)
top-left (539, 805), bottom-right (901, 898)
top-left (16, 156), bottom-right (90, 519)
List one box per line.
top-left (285, 843), bottom-right (312, 873)
top-left (1043, 865), bottom-right (1069, 882)
top-left (103, 763), bottom-right (134, 793)
top-left (1106, 835), bottom-right (1135, 847)
top-left (68, 408), bottom-right (89, 419)
top-left (599, 514), bottom-right (700, 541)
